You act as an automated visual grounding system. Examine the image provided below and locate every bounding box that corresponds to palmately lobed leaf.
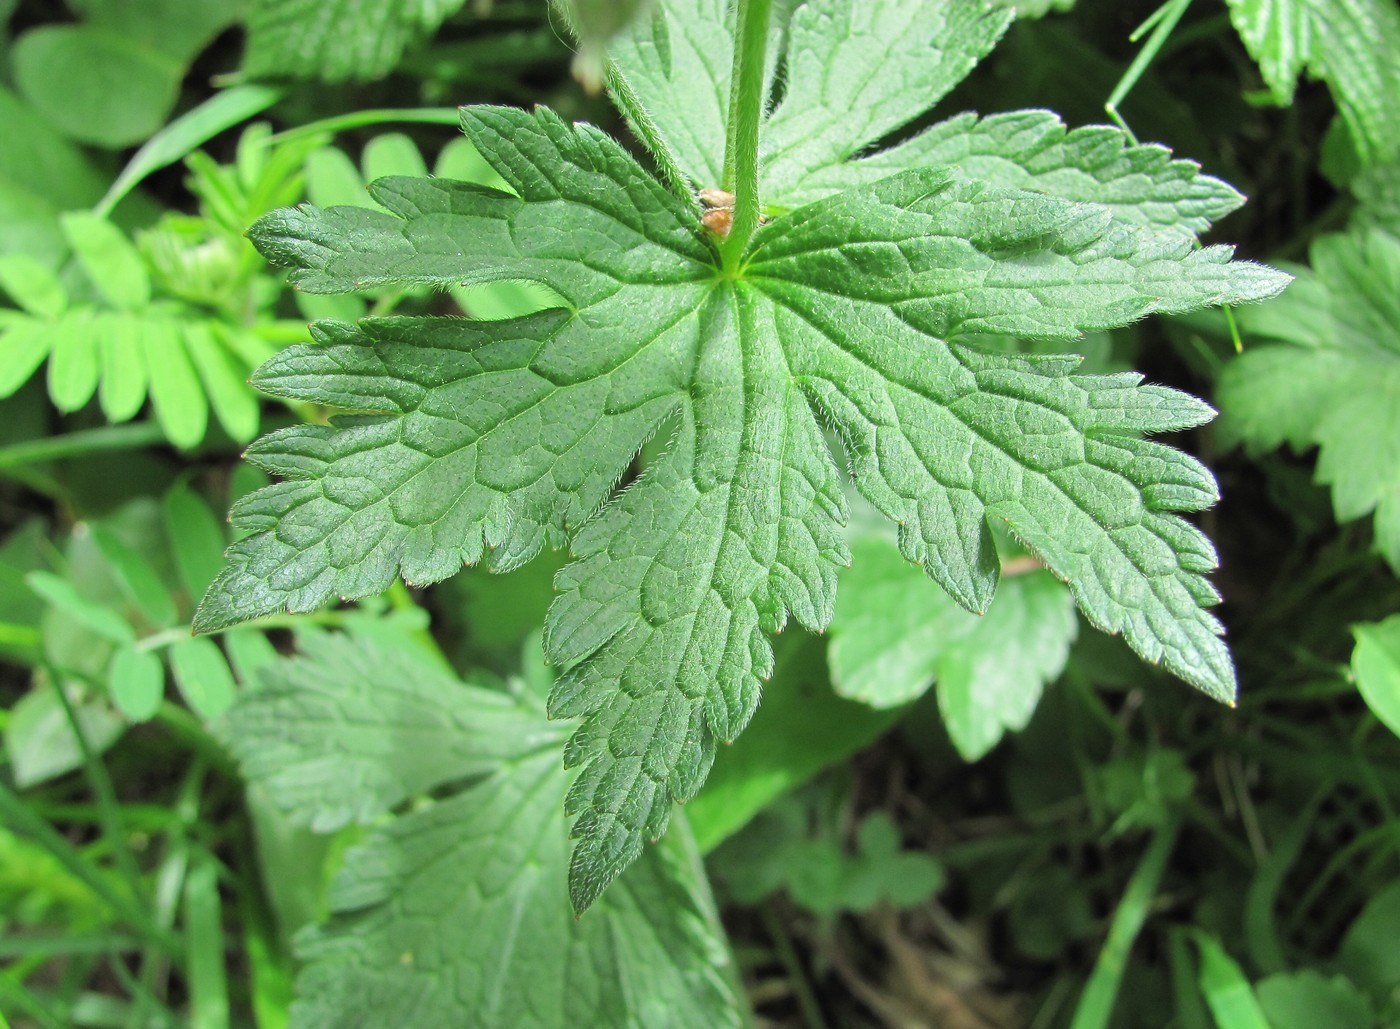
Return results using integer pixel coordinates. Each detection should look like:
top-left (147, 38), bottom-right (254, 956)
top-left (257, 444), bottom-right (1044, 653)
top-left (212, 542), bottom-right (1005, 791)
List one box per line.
top-left (1219, 226), bottom-right (1400, 571)
top-left (229, 630), bottom-right (743, 1029)
top-left (205, 0), bottom-right (1290, 910)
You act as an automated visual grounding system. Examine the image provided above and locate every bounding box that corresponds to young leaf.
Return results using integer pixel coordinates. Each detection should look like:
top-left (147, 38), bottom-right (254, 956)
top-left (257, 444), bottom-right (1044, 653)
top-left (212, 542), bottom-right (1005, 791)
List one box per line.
top-left (1218, 227), bottom-right (1400, 571)
top-left (200, 2), bottom-right (1287, 909)
top-left (829, 526), bottom-right (1076, 761)
top-left (228, 632), bottom-right (745, 1029)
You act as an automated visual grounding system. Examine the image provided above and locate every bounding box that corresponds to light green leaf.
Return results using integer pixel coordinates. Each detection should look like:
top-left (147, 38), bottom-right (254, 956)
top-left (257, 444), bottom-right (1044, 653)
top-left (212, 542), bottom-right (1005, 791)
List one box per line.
top-left (59, 212), bottom-right (151, 310)
top-left (168, 636), bottom-right (236, 720)
top-left (1255, 971), bottom-right (1374, 1029)
top-left (25, 569), bottom-right (134, 644)
top-left (1219, 226), bottom-right (1400, 571)
top-left (360, 132), bottom-right (428, 181)
top-left (143, 318), bottom-right (208, 449)
top-left (96, 314), bottom-right (149, 422)
top-left (48, 310), bottom-right (100, 413)
top-left (0, 253), bottom-right (67, 317)
top-left (222, 628), bottom-right (279, 686)
top-left (202, 6), bottom-right (1285, 909)
top-left (0, 320), bottom-right (51, 398)
top-left (68, 0), bottom-right (241, 63)
top-left (163, 484), bottom-right (228, 601)
top-left (1225, 0), bottom-right (1400, 167)
top-left (1193, 932), bottom-right (1270, 1029)
top-left (13, 25), bottom-right (183, 149)
top-left (829, 526), bottom-right (1076, 761)
top-left (1352, 616), bottom-right (1400, 738)
top-left (3, 681), bottom-right (126, 787)
top-left (90, 523), bottom-right (178, 627)
top-left (242, 0), bottom-right (469, 82)
top-left (107, 645), bottom-right (165, 721)
top-left (185, 323), bottom-right (260, 444)
top-left (304, 147), bottom-right (368, 209)
top-left (231, 632), bottom-right (744, 1029)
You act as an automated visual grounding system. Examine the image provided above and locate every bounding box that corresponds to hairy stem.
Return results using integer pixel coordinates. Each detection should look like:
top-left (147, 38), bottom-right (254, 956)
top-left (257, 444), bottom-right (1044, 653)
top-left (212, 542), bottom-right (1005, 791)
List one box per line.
top-left (720, 0), bottom-right (773, 270)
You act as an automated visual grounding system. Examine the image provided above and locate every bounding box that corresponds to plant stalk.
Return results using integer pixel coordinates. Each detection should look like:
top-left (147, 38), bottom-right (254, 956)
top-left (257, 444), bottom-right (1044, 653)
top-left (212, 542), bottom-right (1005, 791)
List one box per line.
top-left (720, 0), bottom-right (773, 271)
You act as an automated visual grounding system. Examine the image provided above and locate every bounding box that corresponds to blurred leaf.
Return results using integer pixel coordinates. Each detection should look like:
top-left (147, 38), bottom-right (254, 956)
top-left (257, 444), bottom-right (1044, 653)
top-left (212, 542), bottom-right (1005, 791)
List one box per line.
top-left (143, 319), bottom-right (208, 449)
top-left (163, 484), bottom-right (228, 601)
top-left (68, 0), bottom-right (242, 62)
top-left (47, 310), bottom-right (100, 413)
top-left (107, 645), bottom-right (165, 722)
top-left (12, 26), bottom-right (183, 149)
top-left (231, 631), bottom-right (745, 1029)
top-left (0, 253), bottom-right (67, 317)
top-left (1192, 932), bottom-right (1270, 1029)
top-left (184, 856), bottom-right (232, 1029)
top-left (1352, 616), bottom-right (1400, 738)
top-left (3, 681), bottom-right (126, 787)
top-left (0, 85), bottom-right (108, 262)
top-left (59, 212), bottom-right (150, 311)
top-left (1337, 880), bottom-right (1400, 1005)
top-left (1219, 227), bottom-right (1400, 571)
top-left (242, 0), bottom-right (471, 82)
top-left (185, 323), bottom-right (260, 444)
top-left (1255, 971), bottom-right (1373, 1029)
top-left (169, 636), bottom-right (237, 720)
top-left (360, 133), bottom-right (428, 181)
top-left (90, 523), bottom-right (178, 627)
top-left (24, 570), bottom-right (134, 644)
top-left (686, 633), bottom-right (902, 853)
top-left (829, 527), bottom-right (1076, 760)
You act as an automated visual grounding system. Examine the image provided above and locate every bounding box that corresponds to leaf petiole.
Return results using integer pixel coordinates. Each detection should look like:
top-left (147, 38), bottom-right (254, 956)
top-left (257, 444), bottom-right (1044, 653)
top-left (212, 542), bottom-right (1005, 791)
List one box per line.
top-left (719, 0), bottom-right (773, 272)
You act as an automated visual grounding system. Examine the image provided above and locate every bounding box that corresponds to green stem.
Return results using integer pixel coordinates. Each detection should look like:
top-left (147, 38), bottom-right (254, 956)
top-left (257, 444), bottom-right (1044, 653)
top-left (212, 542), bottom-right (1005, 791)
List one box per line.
top-left (719, 0), bottom-right (774, 271)
top-left (46, 666), bottom-right (147, 898)
top-left (0, 782), bottom-right (182, 958)
top-left (1070, 815), bottom-right (1182, 1029)
top-left (0, 422), bottom-right (167, 469)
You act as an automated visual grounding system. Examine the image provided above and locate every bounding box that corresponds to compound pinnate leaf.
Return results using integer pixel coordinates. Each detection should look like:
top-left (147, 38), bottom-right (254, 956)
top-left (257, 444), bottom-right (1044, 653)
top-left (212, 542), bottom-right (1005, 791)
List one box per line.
top-left (231, 632), bottom-right (743, 1029)
top-left (1219, 227), bottom-right (1400, 571)
top-left (204, 1), bottom-right (1286, 910)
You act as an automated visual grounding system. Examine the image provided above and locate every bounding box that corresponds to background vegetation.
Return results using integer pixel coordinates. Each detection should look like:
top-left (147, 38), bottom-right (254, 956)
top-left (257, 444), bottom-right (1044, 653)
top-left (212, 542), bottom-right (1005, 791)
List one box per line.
top-left (1, 0), bottom-right (1398, 1026)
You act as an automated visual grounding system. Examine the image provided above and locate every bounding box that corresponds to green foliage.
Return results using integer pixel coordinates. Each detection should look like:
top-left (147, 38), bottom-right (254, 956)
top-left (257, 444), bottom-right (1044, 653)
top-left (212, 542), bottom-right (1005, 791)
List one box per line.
top-left (227, 629), bottom-right (745, 1028)
top-left (1353, 615), bottom-right (1400, 738)
top-left (201, 0), bottom-right (1285, 911)
top-left (10, 0), bottom-right (241, 148)
top-left (829, 516), bottom-right (1077, 760)
top-left (2, 0), bottom-right (1398, 1026)
top-left (0, 124), bottom-right (320, 447)
top-left (712, 795), bottom-right (944, 916)
top-left (1225, 0), bottom-right (1400, 166)
top-left (1218, 225), bottom-right (1400, 572)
